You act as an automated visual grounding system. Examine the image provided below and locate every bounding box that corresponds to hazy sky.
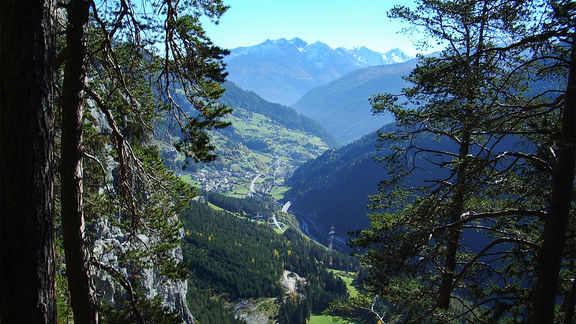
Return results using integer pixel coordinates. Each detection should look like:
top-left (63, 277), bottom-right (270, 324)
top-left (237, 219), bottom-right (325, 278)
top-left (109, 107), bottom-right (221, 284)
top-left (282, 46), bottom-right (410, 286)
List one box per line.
top-left (202, 0), bottom-right (432, 56)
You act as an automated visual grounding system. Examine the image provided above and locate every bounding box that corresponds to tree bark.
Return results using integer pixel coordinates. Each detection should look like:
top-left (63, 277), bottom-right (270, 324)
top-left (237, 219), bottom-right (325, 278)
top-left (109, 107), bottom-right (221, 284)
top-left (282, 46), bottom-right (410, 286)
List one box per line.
top-left (61, 0), bottom-right (99, 322)
top-left (530, 37), bottom-right (576, 324)
top-left (436, 131), bottom-right (471, 311)
top-left (0, 0), bottom-right (56, 322)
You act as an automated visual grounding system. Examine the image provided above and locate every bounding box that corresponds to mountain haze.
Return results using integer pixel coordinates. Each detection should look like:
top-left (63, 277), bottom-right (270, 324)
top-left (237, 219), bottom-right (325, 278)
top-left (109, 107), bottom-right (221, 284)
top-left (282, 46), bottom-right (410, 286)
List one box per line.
top-left (294, 59), bottom-right (417, 144)
top-left (284, 123), bottom-right (448, 248)
top-left (224, 38), bottom-right (413, 105)
top-left (285, 129), bottom-right (385, 249)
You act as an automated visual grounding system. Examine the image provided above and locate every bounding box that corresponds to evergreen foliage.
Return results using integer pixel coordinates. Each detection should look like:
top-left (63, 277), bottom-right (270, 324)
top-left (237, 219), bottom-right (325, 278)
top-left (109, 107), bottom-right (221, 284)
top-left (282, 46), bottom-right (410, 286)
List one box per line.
top-left (49, 0), bottom-right (232, 321)
top-left (346, 0), bottom-right (576, 323)
top-left (186, 287), bottom-right (247, 324)
top-left (182, 202), bottom-right (285, 299)
top-left (99, 294), bottom-right (182, 324)
top-left (201, 190), bottom-right (277, 216)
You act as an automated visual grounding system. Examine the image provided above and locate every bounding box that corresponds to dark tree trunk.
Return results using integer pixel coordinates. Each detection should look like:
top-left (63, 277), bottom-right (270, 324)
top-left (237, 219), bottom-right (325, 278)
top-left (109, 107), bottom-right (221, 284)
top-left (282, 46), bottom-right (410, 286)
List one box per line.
top-left (60, 0), bottom-right (99, 322)
top-left (436, 208), bottom-right (463, 311)
top-left (0, 0), bottom-right (56, 322)
top-left (436, 131), bottom-right (471, 311)
top-left (530, 38), bottom-right (576, 324)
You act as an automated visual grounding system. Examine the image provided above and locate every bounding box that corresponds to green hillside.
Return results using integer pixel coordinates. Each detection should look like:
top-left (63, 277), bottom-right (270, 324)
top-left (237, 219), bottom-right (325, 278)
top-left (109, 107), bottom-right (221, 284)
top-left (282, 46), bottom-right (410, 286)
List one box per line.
top-left (162, 84), bottom-right (332, 198)
top-left (198, 106), bottom-right (329, 195)
top-left (219, 82), bottom-right (337, 147)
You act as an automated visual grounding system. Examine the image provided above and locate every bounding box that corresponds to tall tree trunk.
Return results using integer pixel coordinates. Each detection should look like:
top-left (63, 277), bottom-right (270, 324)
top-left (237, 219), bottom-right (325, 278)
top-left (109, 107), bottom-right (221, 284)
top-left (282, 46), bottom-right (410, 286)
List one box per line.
top-left (61, 0), bottom-right (99, 322)
top-left (436, 131), bottom-right (471, 311)
top-left (0, 0), bottom-right (56, 322)
top-left (530, 37), bottom-right (576, 324)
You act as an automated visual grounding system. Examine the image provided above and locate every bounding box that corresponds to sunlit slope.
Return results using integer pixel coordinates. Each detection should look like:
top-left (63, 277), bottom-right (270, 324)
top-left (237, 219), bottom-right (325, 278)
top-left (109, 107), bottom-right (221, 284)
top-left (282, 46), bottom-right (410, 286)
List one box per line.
top-left (161, 82), bottom-right (333, 197)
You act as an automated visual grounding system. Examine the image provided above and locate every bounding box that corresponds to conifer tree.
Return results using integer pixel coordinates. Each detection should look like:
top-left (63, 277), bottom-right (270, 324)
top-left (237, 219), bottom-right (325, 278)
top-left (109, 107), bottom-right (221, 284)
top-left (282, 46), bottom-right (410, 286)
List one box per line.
top-left (526, 1), bottom-right (576, 322)
top-left (347, 0), bottom-right (576, 322)
top-left (60, 0), bottom-right (99, 321)
top-left (53, 0), bottom-right (231, 321)
top-left (350, 0), bottom-right (556, 321)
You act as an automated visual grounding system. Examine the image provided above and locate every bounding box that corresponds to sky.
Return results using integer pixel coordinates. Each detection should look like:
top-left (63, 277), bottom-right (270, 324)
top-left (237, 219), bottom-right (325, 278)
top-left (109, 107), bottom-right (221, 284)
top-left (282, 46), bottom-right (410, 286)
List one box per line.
top-left (201, 0), bottom-right (431, 56)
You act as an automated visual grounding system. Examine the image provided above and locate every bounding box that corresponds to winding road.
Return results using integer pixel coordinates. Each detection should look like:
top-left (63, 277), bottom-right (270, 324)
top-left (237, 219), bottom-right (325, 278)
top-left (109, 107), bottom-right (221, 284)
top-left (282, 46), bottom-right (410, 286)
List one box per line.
top-left (249, 173), bottom-right (264, 194)
top-left (271, 214), bottom-right (285, 233)
top-left (281, 201), bottom-right (291, 213)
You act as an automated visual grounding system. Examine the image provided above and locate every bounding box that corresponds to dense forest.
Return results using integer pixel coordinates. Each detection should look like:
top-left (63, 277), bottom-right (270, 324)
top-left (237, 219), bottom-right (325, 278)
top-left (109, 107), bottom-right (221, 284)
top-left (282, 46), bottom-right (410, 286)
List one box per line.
top-left (181, 201), bottom-right (354, 322)
top-left (201, 190), bottom-right (278, 217)
top-left (186, 287), bottom-right (247, 324)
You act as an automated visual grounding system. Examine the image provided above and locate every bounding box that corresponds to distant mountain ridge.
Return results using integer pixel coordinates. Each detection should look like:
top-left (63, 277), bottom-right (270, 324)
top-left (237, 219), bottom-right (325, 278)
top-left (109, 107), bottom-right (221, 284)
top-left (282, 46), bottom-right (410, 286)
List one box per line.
top-left (294, 59), bottom-right (417, 144)
top-left (224, 38), bottom-right (413, 105)
top-left (284, 124), bottom-right (443, 250)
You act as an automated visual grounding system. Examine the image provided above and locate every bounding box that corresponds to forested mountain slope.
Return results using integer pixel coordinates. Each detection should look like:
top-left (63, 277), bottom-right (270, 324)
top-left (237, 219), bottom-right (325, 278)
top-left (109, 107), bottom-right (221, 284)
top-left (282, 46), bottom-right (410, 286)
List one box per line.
top-left (181, 199), bottom-right (358, 323)
top-left (284, 128), bottom-right (388, 245)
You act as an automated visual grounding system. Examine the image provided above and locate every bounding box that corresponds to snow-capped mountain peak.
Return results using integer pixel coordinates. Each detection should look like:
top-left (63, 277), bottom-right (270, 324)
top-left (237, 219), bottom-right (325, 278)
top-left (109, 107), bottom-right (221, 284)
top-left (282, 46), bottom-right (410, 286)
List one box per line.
top-left (224, 38), bottom-right (414, 105)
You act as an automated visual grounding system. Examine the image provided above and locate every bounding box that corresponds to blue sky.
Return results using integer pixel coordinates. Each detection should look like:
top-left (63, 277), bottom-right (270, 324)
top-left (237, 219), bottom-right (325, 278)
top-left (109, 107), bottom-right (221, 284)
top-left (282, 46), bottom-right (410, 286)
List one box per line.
top-left (202, 0), bottom-right (430, 55)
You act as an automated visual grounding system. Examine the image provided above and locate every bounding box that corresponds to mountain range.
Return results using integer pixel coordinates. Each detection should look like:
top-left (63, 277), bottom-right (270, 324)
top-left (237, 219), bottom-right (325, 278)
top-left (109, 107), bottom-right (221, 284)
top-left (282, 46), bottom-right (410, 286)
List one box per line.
top-left (224, 37), bottom-right (413, 105)
top-left (164, 38), bottom-right (421, 248)
top-left (162, 40), bottom-right (418, 320)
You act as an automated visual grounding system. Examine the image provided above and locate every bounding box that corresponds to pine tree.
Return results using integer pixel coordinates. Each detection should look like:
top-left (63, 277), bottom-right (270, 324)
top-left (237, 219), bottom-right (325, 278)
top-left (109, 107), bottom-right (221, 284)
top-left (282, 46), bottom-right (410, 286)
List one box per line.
top-left (60, 0), bottom-right (100, 321)
top-left (527, 1), bottom-right (576, 322)
top-left (52, 0), bottom-right (230, 321)
top-left (351, 0), bottom-right (555, 322)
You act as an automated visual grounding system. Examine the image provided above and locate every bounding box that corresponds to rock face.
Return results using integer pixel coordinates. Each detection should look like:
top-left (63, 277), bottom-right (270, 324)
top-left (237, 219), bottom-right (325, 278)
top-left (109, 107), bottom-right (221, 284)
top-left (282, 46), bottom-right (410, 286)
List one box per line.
top-left (91, 212), bottom-right (195, 323)
top-left (233, 298), bottom-right (278, 324)
top-left (280, 270), bottom-right (306, 294)
top-left (87, 105), bottom-right (194, 323)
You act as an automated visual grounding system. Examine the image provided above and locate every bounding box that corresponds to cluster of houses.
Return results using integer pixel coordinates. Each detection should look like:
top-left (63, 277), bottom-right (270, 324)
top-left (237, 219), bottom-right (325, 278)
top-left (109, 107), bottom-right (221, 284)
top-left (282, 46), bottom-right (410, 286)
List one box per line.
top-left (192, 169), bottom-right (253, 192)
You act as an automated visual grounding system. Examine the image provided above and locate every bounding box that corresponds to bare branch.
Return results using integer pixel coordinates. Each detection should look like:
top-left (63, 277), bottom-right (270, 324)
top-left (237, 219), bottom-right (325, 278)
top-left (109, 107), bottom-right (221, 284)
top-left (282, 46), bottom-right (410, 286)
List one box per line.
top-left (92, 259), bottom-right (145, 323)
top-left (433, 209), bottom-right (546, 234)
